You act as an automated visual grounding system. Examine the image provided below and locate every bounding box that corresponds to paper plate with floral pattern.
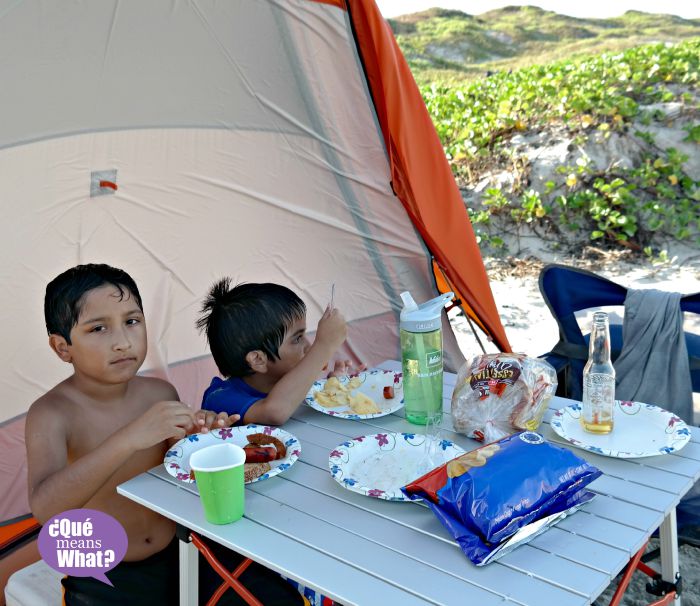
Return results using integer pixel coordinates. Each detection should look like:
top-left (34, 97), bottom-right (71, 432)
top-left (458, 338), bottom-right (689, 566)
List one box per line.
top-left (306, 368), bottom-right (403, 420)
top-left (328, 432), bottom-right (464, 501)
top-left (550, 401), bottom-right (690, 458)
top-left (164, 424), bottom-right (300, 484)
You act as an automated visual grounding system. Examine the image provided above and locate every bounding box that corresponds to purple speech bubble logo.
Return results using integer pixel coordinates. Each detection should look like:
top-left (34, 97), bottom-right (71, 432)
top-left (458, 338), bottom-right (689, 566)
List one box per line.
top-left (38, 509), bottom-right (128, 586)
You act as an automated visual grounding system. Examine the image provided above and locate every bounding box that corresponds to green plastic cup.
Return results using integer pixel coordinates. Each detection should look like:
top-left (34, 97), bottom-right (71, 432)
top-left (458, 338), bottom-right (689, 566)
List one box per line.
top-left (190, 443), bottom-right (245, 525)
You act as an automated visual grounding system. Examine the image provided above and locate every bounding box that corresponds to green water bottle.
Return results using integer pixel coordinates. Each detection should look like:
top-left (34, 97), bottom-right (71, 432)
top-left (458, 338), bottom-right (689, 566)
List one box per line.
top-left (400, 290), bottom-right (454, 425)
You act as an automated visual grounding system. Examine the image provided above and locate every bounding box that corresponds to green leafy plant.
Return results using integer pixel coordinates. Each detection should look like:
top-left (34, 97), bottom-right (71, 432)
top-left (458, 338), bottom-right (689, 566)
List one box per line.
top-left (420, 39), bottom-right (700, 256)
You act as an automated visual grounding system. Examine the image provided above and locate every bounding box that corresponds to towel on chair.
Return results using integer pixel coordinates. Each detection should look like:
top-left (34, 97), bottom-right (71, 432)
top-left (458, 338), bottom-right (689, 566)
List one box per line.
top-left (614, 288), bottom-right (693, 423)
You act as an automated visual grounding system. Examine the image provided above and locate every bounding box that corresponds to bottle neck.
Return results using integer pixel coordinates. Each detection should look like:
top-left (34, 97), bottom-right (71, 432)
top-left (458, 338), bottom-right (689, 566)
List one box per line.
top-left (588, 319), bottom-right (611, 363)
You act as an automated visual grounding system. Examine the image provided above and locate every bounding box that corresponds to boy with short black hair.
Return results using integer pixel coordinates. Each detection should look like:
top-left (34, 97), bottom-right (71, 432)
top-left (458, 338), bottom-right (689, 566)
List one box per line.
top-left (26, 264), bottom-right (304, 605)
top-left (197, 279), bottom-right (350, 425)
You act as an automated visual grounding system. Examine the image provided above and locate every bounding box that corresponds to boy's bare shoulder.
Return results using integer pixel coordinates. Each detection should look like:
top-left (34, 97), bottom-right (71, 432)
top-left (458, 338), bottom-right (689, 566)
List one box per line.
top-left (26, 381), bottom-right (75, 427)
top-left (130, 375), bottom-right (178, 401)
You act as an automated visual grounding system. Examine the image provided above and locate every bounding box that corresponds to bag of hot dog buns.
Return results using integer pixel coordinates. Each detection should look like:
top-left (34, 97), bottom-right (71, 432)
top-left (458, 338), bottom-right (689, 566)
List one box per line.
top-left (451, 353), bottom-right (557, 443)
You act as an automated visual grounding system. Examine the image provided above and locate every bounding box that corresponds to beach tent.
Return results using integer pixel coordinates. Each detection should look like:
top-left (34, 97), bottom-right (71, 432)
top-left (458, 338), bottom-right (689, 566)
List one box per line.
top-left (0, 0), bottom-right (510, 568)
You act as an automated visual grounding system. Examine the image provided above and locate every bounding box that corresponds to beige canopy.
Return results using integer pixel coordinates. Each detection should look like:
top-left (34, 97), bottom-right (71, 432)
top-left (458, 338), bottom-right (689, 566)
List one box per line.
top-left (0, 0), bottom-right (508, 524)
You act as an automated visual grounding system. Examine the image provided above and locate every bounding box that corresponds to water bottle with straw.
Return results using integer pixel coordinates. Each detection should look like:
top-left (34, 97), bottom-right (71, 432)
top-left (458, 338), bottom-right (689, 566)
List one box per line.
top-left (400, 290), bottom-right (454, 425)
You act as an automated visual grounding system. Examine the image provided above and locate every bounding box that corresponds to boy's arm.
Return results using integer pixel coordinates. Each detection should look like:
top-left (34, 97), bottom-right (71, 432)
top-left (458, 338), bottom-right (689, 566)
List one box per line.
top-left (26, 396), bottom-right (195, 524)
top-left (244, 307), bottom-right (347, 426)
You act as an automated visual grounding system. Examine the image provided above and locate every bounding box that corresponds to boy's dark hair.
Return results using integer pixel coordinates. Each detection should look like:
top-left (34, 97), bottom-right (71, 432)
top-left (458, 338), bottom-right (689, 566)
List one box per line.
top-left (197, 279), bottom-right (306, 377)
top-left (45, 264), bottom-right (143, 344)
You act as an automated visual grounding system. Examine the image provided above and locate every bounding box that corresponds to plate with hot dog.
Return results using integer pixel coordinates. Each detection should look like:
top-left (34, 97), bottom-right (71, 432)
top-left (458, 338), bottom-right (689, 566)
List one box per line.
top-left (305, 368), bottom-right (403, 420)
top-left (164, 424), bottom-right (301, 484)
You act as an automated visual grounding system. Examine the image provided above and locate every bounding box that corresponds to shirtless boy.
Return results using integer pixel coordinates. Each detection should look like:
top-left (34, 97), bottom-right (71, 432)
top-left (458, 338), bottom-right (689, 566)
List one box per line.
top-left (25, 264), bottom-right (303, 605)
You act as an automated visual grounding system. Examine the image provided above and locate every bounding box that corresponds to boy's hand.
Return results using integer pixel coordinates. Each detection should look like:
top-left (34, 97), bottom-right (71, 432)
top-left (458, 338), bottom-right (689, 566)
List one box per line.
top-left (128, 401), bottom-right (196, 449)
top-left (192, 409), bottom-right (241, 434)
top-left (328, 359), bottom-right (367, 378)
top-left (315, 306), bottom-right (347, 351)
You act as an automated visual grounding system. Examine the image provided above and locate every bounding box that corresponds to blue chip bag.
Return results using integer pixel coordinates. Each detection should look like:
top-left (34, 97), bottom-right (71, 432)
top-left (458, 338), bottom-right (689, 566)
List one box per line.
top-left (402, 432), bottom-right (602, 565)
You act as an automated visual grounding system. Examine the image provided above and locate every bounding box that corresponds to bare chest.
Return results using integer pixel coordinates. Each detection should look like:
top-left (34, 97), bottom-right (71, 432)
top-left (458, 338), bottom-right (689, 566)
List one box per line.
top-left (66, 404), bottom-right (166, 477)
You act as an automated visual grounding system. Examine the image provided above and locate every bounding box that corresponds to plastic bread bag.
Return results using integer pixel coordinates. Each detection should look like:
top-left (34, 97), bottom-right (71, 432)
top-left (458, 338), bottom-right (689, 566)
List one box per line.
top-left (451, 353), bottom-right (557, 442)
top-left (401, 432), bottom-right (601, 566)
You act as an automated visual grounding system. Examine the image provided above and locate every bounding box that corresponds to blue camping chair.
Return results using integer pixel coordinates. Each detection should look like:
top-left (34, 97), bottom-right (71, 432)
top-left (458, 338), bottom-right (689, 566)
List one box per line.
top-left (538, 263), bottom-right (700, 403)
top-left (538, 263), bottom-right (700, 539)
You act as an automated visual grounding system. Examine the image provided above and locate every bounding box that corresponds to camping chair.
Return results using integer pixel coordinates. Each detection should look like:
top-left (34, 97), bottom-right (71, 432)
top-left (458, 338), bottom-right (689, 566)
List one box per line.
top-left (538, 263), bottom-right (700, 597)
top-left (176, 525), bottom-right (263, 606)
top-left (1, 515), bottom-right (62, 606)
top-left (176, 526), bottom-right (322, 606)
top-left (0, 516), bottom-right (40, 560)
top-left (538, 263), bottom-right (700, 403)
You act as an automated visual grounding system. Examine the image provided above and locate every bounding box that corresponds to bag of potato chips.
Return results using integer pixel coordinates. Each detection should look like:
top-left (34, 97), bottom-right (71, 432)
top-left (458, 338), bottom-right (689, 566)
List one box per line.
top-left (401, 432), bottom-right (601, 565)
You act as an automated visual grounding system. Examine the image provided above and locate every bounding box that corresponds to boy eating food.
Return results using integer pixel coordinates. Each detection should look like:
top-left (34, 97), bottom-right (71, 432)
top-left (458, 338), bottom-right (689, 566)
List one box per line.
top-left (26, 264), bottom-right (303, 604)
top-left (197, 279), bottom-right (353, 425)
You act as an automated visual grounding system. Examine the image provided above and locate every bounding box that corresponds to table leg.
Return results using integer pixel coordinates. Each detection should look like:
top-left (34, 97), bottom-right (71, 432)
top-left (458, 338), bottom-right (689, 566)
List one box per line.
top-left (659, 508), bottom-right (681, 606)
top-left (179, 538), bottom-right (199, 606)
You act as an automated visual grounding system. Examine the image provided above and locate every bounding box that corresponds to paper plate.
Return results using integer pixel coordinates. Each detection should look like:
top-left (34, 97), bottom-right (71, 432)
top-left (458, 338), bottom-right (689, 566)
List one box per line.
top-left (164, 425), bottom-right (301, 484)
top-left (306, 368), bottom-right (403, 420)
top-left (550, 401), bottom-right (691, 458)
top-left (328, 432), bottom-right (465, 501)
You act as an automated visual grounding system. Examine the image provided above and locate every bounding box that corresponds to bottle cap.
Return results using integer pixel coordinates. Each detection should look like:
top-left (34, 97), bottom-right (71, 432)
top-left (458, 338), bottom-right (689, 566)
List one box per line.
top-left (400, 291), bottom-right (418, 312)
top-left (400, 291), bottom-right (454, 333)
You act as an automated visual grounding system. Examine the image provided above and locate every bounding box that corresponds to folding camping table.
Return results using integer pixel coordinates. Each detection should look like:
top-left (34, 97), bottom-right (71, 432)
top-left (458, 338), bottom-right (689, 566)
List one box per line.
top-left (117, 360), bottom-right (700, 605)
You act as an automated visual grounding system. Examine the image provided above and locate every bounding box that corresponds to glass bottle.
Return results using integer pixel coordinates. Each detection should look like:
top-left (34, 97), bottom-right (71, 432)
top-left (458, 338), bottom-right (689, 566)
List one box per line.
top-left (581, 311), bottom-right (616, 434)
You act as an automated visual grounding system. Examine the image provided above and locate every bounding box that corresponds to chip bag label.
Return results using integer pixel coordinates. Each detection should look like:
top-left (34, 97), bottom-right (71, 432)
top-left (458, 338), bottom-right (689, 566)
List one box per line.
top-left (469, 358), bottom-right (521, 398)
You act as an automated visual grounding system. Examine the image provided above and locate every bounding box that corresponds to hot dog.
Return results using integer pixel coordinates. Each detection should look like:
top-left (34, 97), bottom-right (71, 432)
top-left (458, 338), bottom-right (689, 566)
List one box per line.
top-left (246, 433), bottom-right (287, 459)
top-left (243, 445), bottom-right (277, 463)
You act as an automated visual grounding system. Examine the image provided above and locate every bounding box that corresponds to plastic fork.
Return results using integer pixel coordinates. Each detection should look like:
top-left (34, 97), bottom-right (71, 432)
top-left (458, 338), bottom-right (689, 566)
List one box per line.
top-left (417, 414), bottom-right (442, 476)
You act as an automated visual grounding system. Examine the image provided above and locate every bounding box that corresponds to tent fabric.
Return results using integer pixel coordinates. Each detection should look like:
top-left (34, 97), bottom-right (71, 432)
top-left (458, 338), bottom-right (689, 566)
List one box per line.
top-left (347, 0), bottom-right (510, 351)
top-left (0, 0), bottom-right (508, 526)
top-left (0, 418), bottom-right (28, 521)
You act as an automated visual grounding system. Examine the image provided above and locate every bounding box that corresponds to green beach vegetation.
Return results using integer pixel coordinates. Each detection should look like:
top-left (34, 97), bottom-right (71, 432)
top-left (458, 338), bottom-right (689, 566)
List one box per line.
top-left (391, 8), bottom-right (700, 258)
